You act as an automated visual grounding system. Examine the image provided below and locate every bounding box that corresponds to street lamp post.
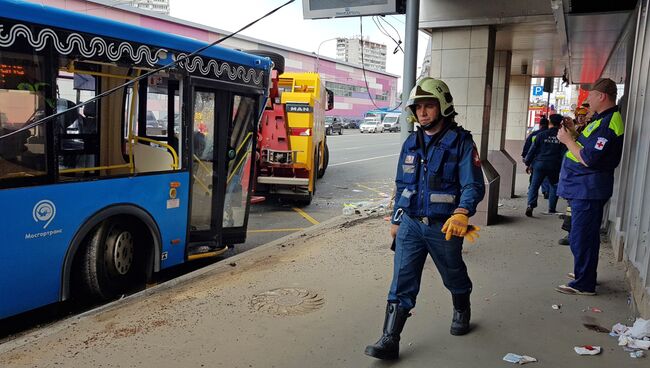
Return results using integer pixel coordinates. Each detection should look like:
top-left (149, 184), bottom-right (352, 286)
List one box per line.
top-left (315, 37), bottom-right (338, 73)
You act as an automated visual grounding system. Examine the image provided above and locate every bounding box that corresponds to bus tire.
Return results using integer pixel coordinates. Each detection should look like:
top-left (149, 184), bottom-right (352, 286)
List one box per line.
top-left (243, 50), bottom-right (285, 74)
top-left (317, 143), bottom-right (329, 179)
top-left (81, 218), bottom-right (145, 300)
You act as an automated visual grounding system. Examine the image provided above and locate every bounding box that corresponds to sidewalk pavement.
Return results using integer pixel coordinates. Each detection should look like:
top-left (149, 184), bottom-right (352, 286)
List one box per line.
top-left (0, 175), bottom-right (643, 367)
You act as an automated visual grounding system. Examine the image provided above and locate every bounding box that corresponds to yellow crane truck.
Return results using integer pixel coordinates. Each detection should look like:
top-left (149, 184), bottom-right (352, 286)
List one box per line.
top-left (254, 70), bottom-right (333, 205)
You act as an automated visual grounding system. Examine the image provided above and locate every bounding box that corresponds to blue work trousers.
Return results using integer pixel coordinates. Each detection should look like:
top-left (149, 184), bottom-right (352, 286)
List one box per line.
top-left (568, 199), bottom-right (607, 292)
top-left (527, 167), bottom-right (559, 211)
top-left (388, 214), bottom-right (472, 310)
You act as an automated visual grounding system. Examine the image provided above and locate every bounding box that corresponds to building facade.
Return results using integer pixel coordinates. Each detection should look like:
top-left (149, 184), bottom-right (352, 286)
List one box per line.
top-left (33, 0), bottom-right (398, 121)
top-left (336, 36), bottom-right (387, 71)
top-left (129, 0), bottom-right (169, 15)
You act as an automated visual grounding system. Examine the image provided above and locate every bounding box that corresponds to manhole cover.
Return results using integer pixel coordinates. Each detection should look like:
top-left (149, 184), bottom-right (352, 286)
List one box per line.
top-left (251, 288), bottom-right (324, 316)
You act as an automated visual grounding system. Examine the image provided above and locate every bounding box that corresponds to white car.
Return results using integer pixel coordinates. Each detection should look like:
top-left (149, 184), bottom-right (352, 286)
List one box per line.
top-left (360, 120), bottom-right (384, 133)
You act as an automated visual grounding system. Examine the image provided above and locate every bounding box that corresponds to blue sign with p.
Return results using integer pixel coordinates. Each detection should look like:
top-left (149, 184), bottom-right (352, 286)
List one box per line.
top-left (532, 85), bottom-right (543, 96)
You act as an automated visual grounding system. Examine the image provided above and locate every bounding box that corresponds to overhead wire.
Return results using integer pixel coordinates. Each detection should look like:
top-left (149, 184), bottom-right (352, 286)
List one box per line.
top-left (359, 17), bottom-right (402, 112)
top-left (373, 16), bottom-right (403, 54)
top-left (0, 0), bottom-right (295, 141)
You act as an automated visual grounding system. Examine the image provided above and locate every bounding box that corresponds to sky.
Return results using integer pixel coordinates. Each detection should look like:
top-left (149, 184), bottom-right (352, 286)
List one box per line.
top-left (169, 0), bottom-right (430, 83)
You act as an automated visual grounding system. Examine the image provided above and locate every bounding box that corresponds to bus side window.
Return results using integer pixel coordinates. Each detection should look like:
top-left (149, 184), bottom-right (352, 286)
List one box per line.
top-left (0, 50), bottom-right (49, 186)
top-left (55, 71), bottom-right (99, 177)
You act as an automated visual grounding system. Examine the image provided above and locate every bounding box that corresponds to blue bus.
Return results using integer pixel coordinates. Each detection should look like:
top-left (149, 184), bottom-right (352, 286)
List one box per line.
top-left (0, 0), bottom-right (272, 319)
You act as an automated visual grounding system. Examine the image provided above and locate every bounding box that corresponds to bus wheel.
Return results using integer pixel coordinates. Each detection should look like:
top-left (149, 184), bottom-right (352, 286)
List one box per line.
top-left (317, 143), bottom-right (329, 179)
top-left (81, 218), bottom-right (144, 300)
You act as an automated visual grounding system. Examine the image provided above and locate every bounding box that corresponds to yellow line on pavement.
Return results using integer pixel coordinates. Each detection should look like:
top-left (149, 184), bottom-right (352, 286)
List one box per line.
top-left (292, 207), bottom-right (320, 225)
top-left (356, 183), bottom-right (389, 197)
top-left (248, 228), bottom-right (305, 233)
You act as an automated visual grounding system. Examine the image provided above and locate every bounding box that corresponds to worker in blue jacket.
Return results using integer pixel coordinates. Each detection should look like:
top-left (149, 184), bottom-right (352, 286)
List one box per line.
top-left (524, 114), bottom-right (566, 216)
top-left (556, 78), bottom-right (624, 296)
top-left (365, 78), bottom-right (485, 360)
top-left (522, 117), bottom-right (551, 199)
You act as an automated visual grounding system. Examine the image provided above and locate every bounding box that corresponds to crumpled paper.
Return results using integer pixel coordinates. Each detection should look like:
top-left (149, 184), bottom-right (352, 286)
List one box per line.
top-left (503, 353), bottom-right (537, 364)
top-left (612, 318), bottom-right (650, 351)
top-left (574, 346), bottom-right (601, 355)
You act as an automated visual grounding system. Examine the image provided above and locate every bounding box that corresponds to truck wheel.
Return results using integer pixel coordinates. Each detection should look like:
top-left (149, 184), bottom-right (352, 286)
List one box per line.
top-left (80, 218), bottom-right (145, 300)
top-left (317, 143), bottom-right (329, 178)
top-left (243, 50), bottom-right (285, 74)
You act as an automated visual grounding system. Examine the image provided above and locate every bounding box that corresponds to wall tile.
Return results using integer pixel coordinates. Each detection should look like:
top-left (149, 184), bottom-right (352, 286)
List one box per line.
top-left (468, 77), bottom-right (486, 106)
top-left (442, 28), bottom-right (471, 49)
top-left (442, 49), bottom-right (470, 78)
top-left (469, 48), bottom-right (488, 77)
top-left (470, 26), bottom-right (490, 48)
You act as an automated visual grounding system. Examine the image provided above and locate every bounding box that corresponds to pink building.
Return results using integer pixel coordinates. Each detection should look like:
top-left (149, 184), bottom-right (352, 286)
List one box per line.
top-left (30, 0), bottom-right (400, 121)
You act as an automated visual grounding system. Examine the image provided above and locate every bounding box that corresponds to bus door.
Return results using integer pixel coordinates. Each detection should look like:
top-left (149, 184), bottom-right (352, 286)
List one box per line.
top-left (187, 80), bottom-right (229, 257)
top-left (187, 78), bottom-right (262, 257)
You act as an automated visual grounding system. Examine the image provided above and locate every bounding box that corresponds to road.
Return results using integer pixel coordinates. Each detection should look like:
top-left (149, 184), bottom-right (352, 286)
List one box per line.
top-left (241, 129), bottom-right (401, 253)
top-left (0, 129), bottom-right (402, 340)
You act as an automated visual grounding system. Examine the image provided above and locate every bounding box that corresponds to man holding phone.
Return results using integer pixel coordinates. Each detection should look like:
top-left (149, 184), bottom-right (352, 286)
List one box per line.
top-left (555, 78), bottom-right (624, 295)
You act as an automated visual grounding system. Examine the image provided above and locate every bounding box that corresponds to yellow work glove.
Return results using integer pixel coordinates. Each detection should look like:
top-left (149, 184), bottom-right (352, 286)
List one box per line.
top-left (464, 225), bottom-right (481, 243)
top-left (441, 213), bottom-right (469, 241)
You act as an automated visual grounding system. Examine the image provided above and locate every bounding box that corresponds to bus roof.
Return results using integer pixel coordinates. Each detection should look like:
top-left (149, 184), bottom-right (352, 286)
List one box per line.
top-left (0, 0), bottom-right (271, 70)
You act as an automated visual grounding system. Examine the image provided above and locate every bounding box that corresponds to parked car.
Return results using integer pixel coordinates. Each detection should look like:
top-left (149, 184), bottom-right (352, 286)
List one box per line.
top-left (344, 119), bottom-right (361, 129)
top-left (325, 116), bottom-right (343, 135)
top-left (360, 118), bottom-right (384, 133)
top-left (382, 113), bottom-right (401, 132)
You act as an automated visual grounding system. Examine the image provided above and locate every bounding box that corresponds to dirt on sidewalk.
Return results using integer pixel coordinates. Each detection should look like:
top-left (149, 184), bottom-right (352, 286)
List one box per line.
top-left (0, 197), bottom-right (643, 368)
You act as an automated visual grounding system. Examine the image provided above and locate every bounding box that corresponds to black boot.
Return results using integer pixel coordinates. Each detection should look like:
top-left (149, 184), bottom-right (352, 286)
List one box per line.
top-left (450, 293), bottom-right (471, 336)
top-left (364, 302), bottom-right (410, 360)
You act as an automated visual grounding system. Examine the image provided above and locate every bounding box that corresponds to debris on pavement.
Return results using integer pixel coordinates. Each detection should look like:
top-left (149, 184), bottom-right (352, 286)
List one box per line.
top-left (630, 350), bottom-right (645, 358)
top-left (342, 199), bottom-right (391, 216)
top-left (574, 346), bottom-right (601, 355)
top-left (611, 318), bottom-right (650, 353)
top-left (552, 304), bottom-right (561, 310)
top-left (583, 323), bottom-right (610, 333)
top-left (502, 353), bottom-right (537, 364)
top-left (589, 307), bottom-right (603, 313)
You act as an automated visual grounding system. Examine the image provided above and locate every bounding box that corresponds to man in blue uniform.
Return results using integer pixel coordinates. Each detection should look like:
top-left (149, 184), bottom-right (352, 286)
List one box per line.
top-left (365, 78), bottom-right (485, 360)
top-left (522, 117), bottom-right (550, 198)
top-left (556, 78), bottom-right (624, 295)
top-left (524, 114), bottom-right (566, 216)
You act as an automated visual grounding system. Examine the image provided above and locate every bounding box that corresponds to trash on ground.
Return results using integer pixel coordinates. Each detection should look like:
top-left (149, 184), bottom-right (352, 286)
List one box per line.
top-left (503, 353), bottom-right (537, 364)
top-left (583, 323), bottom-right (610, 333)
top-left (534, 251), bottom-right (540, 255)
top-left (619, 335), bottom-right (650, 350)
top-left (611, 323), bottom-right (629, 336)
top-left (574, 346), bottom-right (601, 355)
top-left (552, 304), bottom-right (561, 310)
top-left (342, 199), bottom-right (391, 216)
top-left (630, 350), bottom-right (645, 358)
top-left (629, 318), bottom-right (650, 339)
top-left (352, 189), bottom-right (363, 193)
top-left (498, 203), bottom-right (504, 207)
top-left (612, 318), bottom-right (650, 352)
top-left (590, 307), bottom-right (603, 313)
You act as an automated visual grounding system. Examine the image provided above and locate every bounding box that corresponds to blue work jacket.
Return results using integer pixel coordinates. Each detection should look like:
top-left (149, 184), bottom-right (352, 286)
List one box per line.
top-left (557, 106), bottom-right (625, 200)
top-left (391, 124), bottom-right (485, 224)
top-left (524, 127), bottom-right (566, 171)
top-left (521, 127), bottom-right (547, 159)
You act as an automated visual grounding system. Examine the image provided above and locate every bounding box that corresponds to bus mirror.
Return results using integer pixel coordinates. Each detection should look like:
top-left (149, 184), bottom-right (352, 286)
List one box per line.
top-left (326, 88), bottom-right (334, 111)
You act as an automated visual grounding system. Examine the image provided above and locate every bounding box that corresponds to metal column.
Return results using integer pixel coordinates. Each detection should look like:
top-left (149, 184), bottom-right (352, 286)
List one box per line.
top-left (400, 0), bottom-right (420, 142)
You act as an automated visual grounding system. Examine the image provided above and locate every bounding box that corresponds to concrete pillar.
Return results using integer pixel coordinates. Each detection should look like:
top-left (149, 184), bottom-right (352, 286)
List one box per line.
top-left (429, 26), bottom-right (499, 225)
top-left (487, 51), bottom-right (517, 199)
top-left (505, 75), bottom-right (532, 174)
